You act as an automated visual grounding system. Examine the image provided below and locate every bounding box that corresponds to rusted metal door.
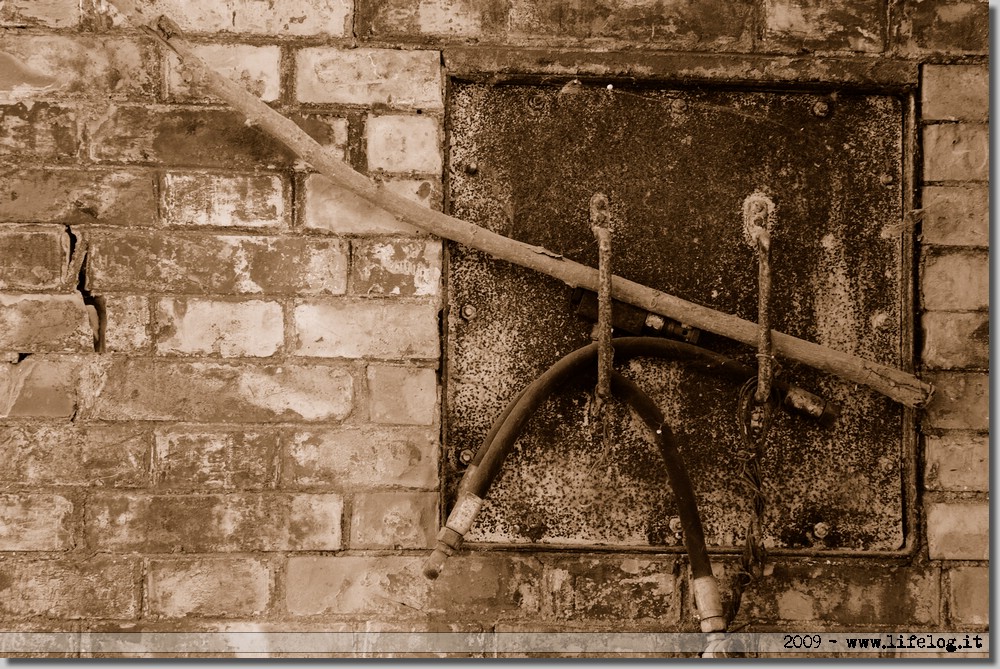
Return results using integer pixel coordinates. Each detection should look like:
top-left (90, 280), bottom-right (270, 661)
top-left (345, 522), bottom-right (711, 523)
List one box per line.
top-left (445, 81), bottom-right (909, 553)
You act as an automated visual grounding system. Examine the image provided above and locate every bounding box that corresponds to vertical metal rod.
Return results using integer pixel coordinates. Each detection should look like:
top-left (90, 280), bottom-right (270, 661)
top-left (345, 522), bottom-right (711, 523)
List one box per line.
top-left (590, 193), bottom-right (613, 410)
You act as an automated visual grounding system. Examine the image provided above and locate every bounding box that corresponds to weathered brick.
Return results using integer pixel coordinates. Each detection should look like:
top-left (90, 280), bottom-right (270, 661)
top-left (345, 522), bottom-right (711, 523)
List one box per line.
top-left (155, 298), bottom-right (284, 357)
top-left (922, 372), bottom-right (988, 431)
top-left (920, 249), bottom-right (988, 311)
top-left (920, 185), bottom-right (988, 246)
top-left (504, 0), bottom-right (755, 49)
top-left (921, 311), bottom-right (988, 369)
top-left (148, 558), bottom-right (272, 618)
top-left (89, 107), bottom-right (347, 167)
top-left (0, 0), bottom-right (79, 27)
top-left (162, 173), bottom-right (287, 229)
top-left (0, 226), bottom-right (70, 290)
top-left (167, 44), bottom-right (281, 102)
top-left (350, 491), bottom-right (437, 549)
top-left (0, 35), bottom-right (156, 100)
top-left (0, 168), bottom-right (157, 226)
top-left (0, 556), bottom-right (140, 619)
top-left (87, 492), bottom-right (342, 552)
top-left (745, 563), bottom-right (940, 625)
top-left (922, 124), bottom-right (989, 182)
top-left (367, 115), bottom-right (442, 174)
top-left (104, 0), bottom-right (351, 36)
top-left (284, 427), bottom-right (438, 489)
top-left (762, 0), bottom-right (883, 53)
top-left (154, 428), bottom-right (278, 490)
top-left (947, 566), bottom-right (988, 626)
top-left (285, 555), bottom-right (541, 617)
top-left (0, 294), bottom-right (93, 353)
top-left (0, 103), bottom-right (77, 161)
top-left (0, 493), bottom-right (74, 550)
top-left (89, 232), bottom-right (348, 295)
top-left (896, 0), bottom-right (988, 55)
top-left (296, 48), bottom-right (442, 109)
top-left (922, 64), bottom-right (988, 122)
top-left (0, 424), bottom-right (148, 488)
top-left (927, 501), bottom-right (988, 560)
top-left (543, 555), bottom-right (680, 623)
top-left (293, 300), bottom-right (439, 359)
top-left (356, 0), bottom-right (496, 39)
top-left (302, 174), bottom-right (438, 235)
top-left (104, 295), bottom-right (151, 353)
top-left (0, 356), bottom-right (82, 418)
top-left (367, 365), bottom-right (437, 424)
top-left (80, 359), bottom-right (353, 422)
top-left (351, 239), bottom-right (441, 297)
top-left (924, 432), bottom-right (988, 492)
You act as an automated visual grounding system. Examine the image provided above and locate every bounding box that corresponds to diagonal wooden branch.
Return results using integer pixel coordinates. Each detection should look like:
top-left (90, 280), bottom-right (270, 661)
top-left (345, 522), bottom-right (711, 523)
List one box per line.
top-left (103, 1), bottom-right (933, 408)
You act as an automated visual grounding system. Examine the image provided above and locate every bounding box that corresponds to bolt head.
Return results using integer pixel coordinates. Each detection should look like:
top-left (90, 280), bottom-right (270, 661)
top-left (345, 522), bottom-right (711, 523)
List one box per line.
top-left (460, 304), bottom-right (477, 320)
top-left (668, 516), bottom-right (683, 533)
top-left (463, 162), bottom-right (479, 175)
top-left (812, 100), bottom-right (831, 117)
top-left (813, 521), bottom-right (830, 539)
top-left (880, 173), bottom-right (894, 185)
top-left (459, 448), bottom-right (475, 465)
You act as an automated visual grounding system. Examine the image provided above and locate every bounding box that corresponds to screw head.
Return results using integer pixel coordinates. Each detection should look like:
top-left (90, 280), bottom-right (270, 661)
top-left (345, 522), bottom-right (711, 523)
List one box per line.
top-left (459, 448), bottom-right (475, 465)
top-left (812, 100), bottom-right (831, 117)
top-left (460, 304), bottom-right (477, 320)
top-left (813, 521), bottom-right (830, 539)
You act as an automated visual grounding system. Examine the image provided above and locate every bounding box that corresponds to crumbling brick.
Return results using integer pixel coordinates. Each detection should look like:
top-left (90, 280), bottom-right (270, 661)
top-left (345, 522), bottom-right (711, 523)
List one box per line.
top-left (924, 432), bottom-right (988, 492)
top-left (367, 115), bottom-right (443, 174)
top-left (292, 300), bottom-right (439, 359)
top-left (927, 501), bottom-right (988, 560)
top-left (920, 311), bottom-right (988, 369)
top-left (761, 0), bottom-right (884, 53)
top-left (921, 372), bottom-right (988, 431)
top-left (0, 493), bottom-right (74, 551)
top-left (0, 0), bottom-right (80, 28)
top-left (947, 566), bottom-right (988, 626)
top-left (154, 428), bottom-right (279, 490)
top-left (86, 492), bottom-right (343, 552)
top-left (0, 294), bottom-right (93, 353)
top-left (922, 123), bottom-right (989, 182)
top-left (102, 0), bottom-right (351, 36)
top-left (350, 491), bottom-right (438, 549)
top-left (0, 226), bottom-right (71, 291)
top-left (302, 175), bottom-right (438, 235)
top-left (103, 295), bottom-right (151, 353)
top-left (922, 64), bottom-right (988, 122)
top-left (283, 427), bottom-right (438, 489)
top-left (0, 169), bottom-right (157, 227)
top-left (920, 185), bottom-right (988, 246)
top-left (0, 356), bottom-right (82, 418)
top-left (367, 365), bottom-right (437, 425)
top-left (154, 298), bottom-right (284, 357)
top-left (0, 556), bottom-right (140, 619)
top-left (88, 232), bottom-right (348, 295)
top-left (0, 424), bottom-right (149, 488)
top-left (351, 239), bottom-right (442, 297)
top-left (166, 44), bottom-right (281, 102)
top-left (162, 173), bottom-right (288, 229)
top-left (0, 103), bottom-right (77, 161)
top-left (147, 558), bottom-right (272, 618)
top-left (79, 359), bottom-right (353, 422)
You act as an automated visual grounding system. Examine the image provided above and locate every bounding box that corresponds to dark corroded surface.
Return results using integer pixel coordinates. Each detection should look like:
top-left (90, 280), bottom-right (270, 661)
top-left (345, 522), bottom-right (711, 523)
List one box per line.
top-left (445, 81), bottom-right (907, 552)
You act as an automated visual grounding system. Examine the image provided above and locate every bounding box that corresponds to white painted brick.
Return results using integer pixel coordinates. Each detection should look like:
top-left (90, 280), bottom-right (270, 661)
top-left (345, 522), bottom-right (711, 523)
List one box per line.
top-left (103, 0), bottom-right (351, 36)
top-left (167, 44), bottom-right (281, 102)
top-left (923, 124), bottom-right (989, 182)
top-left (296, 48), bottom-right (442, 108)
top-left (302, 175), bottom-right (438, 235)
top-left (367, 115), bottom-right (442, 174)
top-left (155, 298), bottom-right (284, 357)
top-left (292, 300), bottom-right (439, 359)
top-left (927, 501), bottom-right (988, 560)
top-left (367, 365), bottom-right (437, 425)
top-left (922, 64), bottom-right (989, 122)
top-left (924, 433), bottom-right (988, 492)
top-left (162, 173), bottom-right (286, 229)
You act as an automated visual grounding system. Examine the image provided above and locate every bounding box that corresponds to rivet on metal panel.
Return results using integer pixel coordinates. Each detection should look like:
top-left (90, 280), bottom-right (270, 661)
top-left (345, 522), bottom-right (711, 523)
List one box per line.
top-left (668, 515), bottom-right (683, 535)
top-left (813, 521), bottom-right (830, 539)
top-left (458, 448), bottom-right (475, 465)
top-left (462, 161), bottom-right (479, 175)
top-left (880, 173), bottom-right (895, 185)
top-left (460, 304), bottom-right (477, 320)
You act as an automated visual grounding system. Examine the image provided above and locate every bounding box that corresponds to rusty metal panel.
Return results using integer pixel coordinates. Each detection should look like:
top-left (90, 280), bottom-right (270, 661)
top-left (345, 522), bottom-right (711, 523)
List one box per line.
top-left (445, 81), bottom-right (908, 552)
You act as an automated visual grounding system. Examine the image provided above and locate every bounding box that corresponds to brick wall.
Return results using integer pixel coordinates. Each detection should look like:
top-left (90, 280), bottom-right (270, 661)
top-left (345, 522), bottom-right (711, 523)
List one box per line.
top-left (0, 0), bottom-right (987, 657)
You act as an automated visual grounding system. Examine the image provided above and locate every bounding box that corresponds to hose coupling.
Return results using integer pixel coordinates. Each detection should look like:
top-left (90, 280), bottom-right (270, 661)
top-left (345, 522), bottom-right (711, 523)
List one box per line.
top-left (421, 492), bottom-right (484, 580)
top-left (692, 574), bottom-right (727, 633)
top-left (782, 385), bottom-right (840, 426)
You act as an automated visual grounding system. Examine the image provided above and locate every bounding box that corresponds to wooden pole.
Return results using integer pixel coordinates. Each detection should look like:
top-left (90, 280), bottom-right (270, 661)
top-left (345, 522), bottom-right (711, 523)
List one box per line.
top-left (103, 2), bottom-right (934, 408)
